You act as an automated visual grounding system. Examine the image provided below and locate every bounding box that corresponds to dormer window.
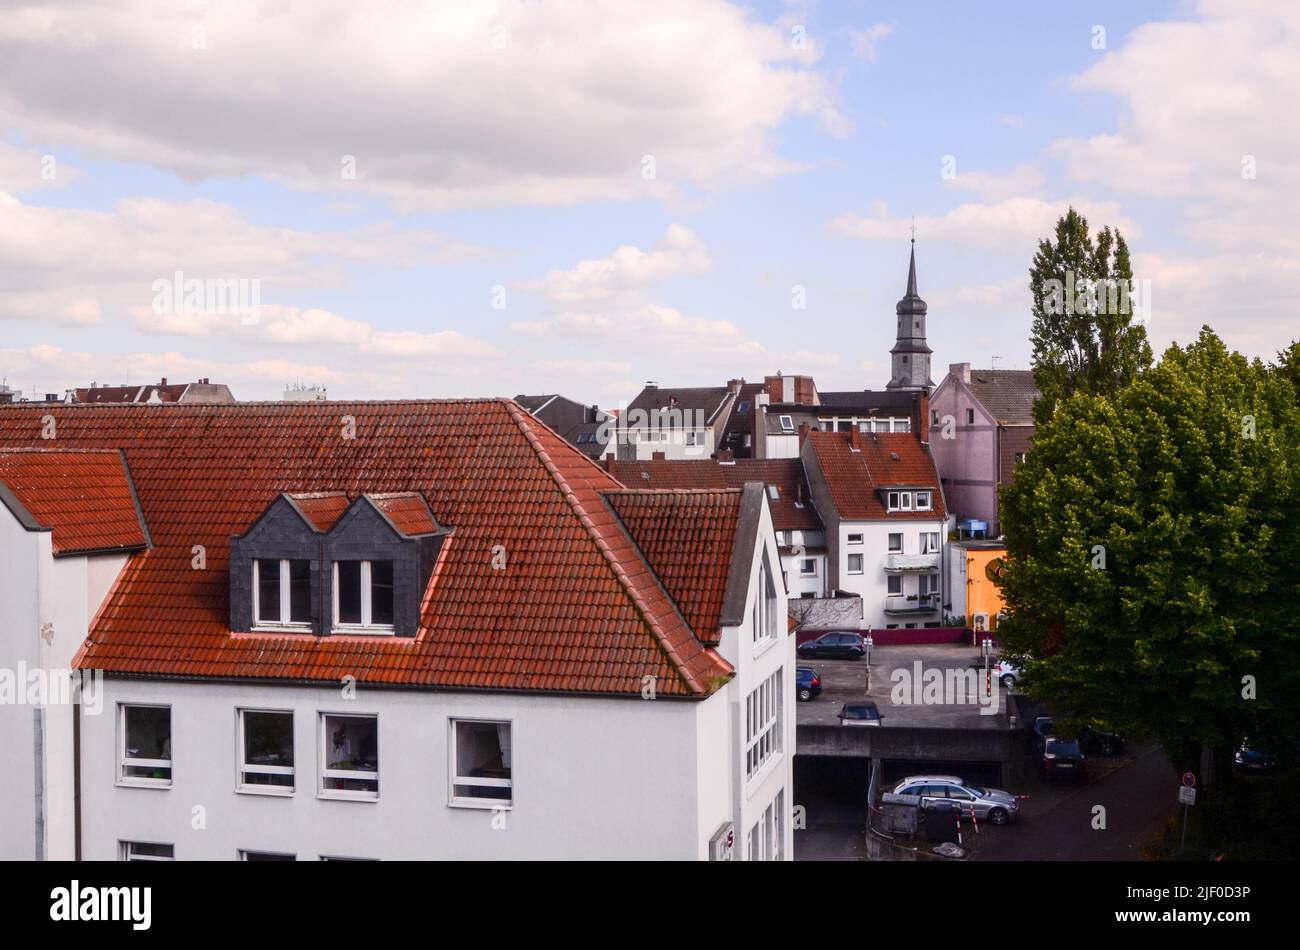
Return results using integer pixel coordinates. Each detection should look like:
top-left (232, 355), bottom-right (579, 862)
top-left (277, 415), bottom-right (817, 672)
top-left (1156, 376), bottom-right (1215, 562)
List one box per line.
top-left (254, 558), bottom-right (311, 627)
top-left (333, 560), bottom-right (395, 632)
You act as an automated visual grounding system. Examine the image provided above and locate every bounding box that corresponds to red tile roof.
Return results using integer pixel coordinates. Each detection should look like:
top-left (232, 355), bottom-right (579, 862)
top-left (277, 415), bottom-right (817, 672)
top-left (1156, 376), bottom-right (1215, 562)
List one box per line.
top-left (286, 492), bottom-right (350, 531)
top-left (0, 401), bottom-right (735, 697)
top-left (609, 458), bottom-right (822, 532)
top-left (606, 489), bottom-right (742, 644)
top-left (804, 431), bottom-right (947, 521)
top-left (0, 448), bottom-right (149, 556)
top-left (370, 492), bottom-right (439, 536)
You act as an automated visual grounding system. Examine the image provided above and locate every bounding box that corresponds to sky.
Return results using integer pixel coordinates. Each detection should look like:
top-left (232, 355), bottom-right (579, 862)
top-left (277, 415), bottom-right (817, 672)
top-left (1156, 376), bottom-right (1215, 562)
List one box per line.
top-left (1, 0), bottom-right (1297, 407)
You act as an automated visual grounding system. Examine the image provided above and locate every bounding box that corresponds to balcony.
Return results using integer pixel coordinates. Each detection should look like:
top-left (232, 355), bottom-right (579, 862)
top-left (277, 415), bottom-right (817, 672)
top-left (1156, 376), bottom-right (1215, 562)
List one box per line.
top-left (883, 593), bottom-right (941, 615)
top-left (884, 552), bottom-right (941, 572)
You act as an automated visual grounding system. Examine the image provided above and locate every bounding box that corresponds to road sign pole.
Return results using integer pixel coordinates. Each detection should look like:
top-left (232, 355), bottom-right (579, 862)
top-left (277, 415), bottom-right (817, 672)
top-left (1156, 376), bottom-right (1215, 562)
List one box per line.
top-left (1180, 803), bottom-right (1188, 854)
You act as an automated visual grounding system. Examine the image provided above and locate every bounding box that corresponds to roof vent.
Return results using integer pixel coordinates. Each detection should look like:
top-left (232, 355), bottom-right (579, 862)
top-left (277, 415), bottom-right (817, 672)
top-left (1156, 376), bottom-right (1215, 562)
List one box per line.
top-left (890, 451), bottom-right (900, 461)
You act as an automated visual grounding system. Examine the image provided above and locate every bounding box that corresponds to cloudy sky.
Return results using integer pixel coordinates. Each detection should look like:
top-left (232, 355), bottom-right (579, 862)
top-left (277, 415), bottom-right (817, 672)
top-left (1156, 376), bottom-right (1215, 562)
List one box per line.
top-left (1, 0), bottom-right (1296, 405)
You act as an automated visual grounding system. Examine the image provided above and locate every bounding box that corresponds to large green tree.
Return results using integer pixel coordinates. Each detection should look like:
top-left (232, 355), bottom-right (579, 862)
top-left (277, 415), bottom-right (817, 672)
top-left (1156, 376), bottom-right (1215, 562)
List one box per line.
top-left (999, 328), bottom-right (1300, 780)
top-left (1029, 207), bottom-right (1153, 424)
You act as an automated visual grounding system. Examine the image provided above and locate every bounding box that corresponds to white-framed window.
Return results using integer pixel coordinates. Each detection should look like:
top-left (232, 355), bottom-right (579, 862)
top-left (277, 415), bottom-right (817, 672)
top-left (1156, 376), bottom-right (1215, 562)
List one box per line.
top-left (887, 575), bottom-right (902, 595)
top-left (253, 558), bottom-right (311, 628)
top-left (748, 793), bottom-right (783, 861)
top-left (847, 532), bottom-right (863, 545)
top-left (119, 704), bottom-right (172, 787)
top-left (915, 490), bottom-right (932, 511)
top-left (752, 556), bottom-right (779, 645)
top-left (900, 491), bottom-right (914, 510)
top-left (239, 850), bottom-right (295, 861)
top-left (920, 532), bottom-right (940, 555)
top-left (238, 709), bottom-right (294, 794)
top-left (120, 841), bottom-right (174, 861)
top-left (800, 558), bottom-right (816, 576)
top-left (847, 553), bottom-right (864, 574)
top-left (320, 713), bottom-right (378, 799)
top-left (745, 669), bottom-right (783, 781)
top-left (331, 560), bottom-right (394, 632)
top-left (767, 484), bottom-right (780, 501)
top-left (780, 415), bottom-right (794, 432)
top-left (920, 573), bottom-right (940, 597)
top-left (887, 491), bottom-right (900, 511)
top-left (450, 719), bottom-right (513, 807)
top-left (888, 532), bottom-right (903, 553)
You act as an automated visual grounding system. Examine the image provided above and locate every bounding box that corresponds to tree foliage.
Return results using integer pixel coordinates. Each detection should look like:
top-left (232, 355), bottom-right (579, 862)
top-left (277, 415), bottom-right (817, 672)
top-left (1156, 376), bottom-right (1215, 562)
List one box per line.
top-left (1029, 207), bottom-right (1153, 424)
top-left (999, 328), bottom-right (1300, 772)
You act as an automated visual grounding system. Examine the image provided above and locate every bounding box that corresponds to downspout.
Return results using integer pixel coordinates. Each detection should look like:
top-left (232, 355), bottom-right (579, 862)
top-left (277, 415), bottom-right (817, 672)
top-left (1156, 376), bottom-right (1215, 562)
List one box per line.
top-left (33, 707), bottom-right (45, 860)
top-left (74, 698), bottom-right (82, 860)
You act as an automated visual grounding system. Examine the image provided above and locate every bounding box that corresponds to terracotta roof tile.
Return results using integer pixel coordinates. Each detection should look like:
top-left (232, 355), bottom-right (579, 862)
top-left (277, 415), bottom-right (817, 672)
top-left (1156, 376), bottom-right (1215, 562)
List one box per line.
top-left (609, 458), bottom-right (821, 532)
top-left (0, 448), bottom-right (149, 555)
top-left (805, 431), bottom-right (947, 521)
top-left (0, 401), bottom-right (735, 697)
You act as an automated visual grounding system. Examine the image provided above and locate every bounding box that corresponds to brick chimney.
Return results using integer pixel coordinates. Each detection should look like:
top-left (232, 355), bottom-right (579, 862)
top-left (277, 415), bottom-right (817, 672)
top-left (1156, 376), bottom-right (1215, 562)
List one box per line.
top-left (950, 362), bottom-right (971, 384)
top-left (652, 451), bottom-right (666, 460)
top-left (160, 377), bottom-right (167, 386)
top-left (848, 425), bottom-right (861, 450)
top-left (798, 423), bottom-right (810, 449)
top-left (917, 391), bottom-right (930, 443)
top-left (726, 378), bottom-right (745, 393)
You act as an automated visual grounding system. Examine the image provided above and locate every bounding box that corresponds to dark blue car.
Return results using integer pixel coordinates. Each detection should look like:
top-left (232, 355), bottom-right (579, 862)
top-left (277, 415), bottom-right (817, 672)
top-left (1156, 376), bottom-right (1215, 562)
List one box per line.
top-left (796, 667), bottom-right (822, 702)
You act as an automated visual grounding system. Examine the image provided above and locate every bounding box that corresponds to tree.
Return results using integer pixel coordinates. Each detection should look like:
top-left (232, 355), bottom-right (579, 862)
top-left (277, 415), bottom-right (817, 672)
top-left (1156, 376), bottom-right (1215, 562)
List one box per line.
top-left (998, 328), bottom-right (1300, 782)
top-left (1028, 207), bottom-right (1153, 424)
top-left (1275, 339), bottom-right (1300, 399)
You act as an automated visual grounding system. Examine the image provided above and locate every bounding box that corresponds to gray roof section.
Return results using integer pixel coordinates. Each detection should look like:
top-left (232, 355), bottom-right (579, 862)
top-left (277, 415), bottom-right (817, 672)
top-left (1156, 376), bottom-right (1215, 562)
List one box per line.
top-left (627, 386), bottom-right (732, 427)
top-left (966, 370), bottom-right (1039, 425)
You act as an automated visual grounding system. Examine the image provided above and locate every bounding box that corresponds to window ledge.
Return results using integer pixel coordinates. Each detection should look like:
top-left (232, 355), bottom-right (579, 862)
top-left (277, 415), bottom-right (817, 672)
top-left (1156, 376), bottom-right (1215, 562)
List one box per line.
top-left (329, 625), bottom-right (396, 636)
top-left (744, 753), bottom-right (784, 799)
top-left (448, 798), bottom-right (513, 811)
top-left (116, 778), bottom-right (172, 790)
top-left (251, 624), bottom-right (312, 634)
top-left (752, 636), bottom-right (778, 661)
top-left (237, 785), bottom-right (295, 798)
top-left (317, 790), bottom-right (379, 802)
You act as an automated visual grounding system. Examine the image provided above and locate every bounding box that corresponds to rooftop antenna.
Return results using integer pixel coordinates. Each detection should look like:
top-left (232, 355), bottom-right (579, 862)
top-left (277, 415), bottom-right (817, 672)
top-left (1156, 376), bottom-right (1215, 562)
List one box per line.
top-left (910, 215), bottom-right (916, 243)
top-left (991, 356), bottom-right (1002, 371)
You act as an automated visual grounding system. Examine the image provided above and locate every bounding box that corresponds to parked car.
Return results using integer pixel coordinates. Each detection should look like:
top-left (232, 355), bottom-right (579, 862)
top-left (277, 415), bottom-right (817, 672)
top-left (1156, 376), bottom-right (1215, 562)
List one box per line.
top-left (1040, 736), bottom-right (1087, 781)
top-left (891, 775), bottom-right (1020, 825)
top-left (1034, 716), bottom-right (1124, 755)
top-left (1078, 726), bottom-right (1125, 756)
top-left (798, 631), bottom-right (865, 660)
top-left (993, 659), bottom-right (1020, 689)
top-left (1234, 739), bottom-right (1277, 774)
top-left (795, 667), bottom-right (822, 702)
top-left (838, 702), bottom-right (882, 726)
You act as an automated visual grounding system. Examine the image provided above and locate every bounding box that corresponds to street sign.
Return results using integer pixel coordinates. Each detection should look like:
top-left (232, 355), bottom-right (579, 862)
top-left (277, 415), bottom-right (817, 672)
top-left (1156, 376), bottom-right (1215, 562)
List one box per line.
top-left (1182, 772), bottom-right (1196, 787)
top-left (1178, 786), bottom-right (1197, 805)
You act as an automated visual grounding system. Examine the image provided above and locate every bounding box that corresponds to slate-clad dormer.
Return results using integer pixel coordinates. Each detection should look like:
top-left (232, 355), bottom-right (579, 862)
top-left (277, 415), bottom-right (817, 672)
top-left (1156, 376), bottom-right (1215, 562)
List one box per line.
top-left (230, 491), bottom-right (447, 638)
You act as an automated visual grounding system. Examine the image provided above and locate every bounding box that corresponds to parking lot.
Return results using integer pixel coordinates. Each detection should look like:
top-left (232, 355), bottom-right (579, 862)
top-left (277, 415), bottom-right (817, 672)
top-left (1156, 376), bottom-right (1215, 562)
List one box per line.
top-left (796, 643), bottom-right (1011, 729)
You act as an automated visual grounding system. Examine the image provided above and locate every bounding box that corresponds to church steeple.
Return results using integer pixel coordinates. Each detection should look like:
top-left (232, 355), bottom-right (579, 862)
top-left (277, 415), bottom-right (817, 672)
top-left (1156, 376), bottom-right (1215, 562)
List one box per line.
top-left (887, 239), bottom-right (934, 392)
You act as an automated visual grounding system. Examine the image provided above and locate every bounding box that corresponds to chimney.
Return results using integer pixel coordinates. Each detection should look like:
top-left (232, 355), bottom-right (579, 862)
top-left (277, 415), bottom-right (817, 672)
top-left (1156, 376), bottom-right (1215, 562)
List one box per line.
top-left (798, 423), bottom-right (810, 449)
top-left (160, 377), bottom-right (167, 386)
top-left (764, 375), bottom-right (784, 404)
top-left (590, 403), bottom-right (599, 423)
top-left (726, 378), bottom-right (744, 393)
top-left (917, 391), bottom-right (930, 443)
top-left (848, 425), bottom-right (861, 450)
top-left (651, 451), bottom-right (666, 461)
top-left (603, 456), bottom-right (615, 473)
top-left (950, 362), bottom-right (971, 384)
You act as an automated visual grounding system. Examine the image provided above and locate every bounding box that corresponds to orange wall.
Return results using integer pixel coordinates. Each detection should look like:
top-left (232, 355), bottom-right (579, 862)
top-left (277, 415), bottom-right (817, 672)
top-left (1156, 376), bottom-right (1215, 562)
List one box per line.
top-left (965, 547), bottom-right (1007, 631)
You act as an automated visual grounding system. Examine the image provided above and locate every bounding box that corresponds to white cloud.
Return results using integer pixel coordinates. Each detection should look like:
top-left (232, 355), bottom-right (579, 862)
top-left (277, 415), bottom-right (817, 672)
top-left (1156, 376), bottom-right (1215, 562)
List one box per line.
top-left (0, 0), bottom-right (846, 210)
top-left (0, 140), bottom-right (79, 194)
top-left (521, 224), bottom-right (710, 306)
top-left (943, 164), bottom-right (1046, 201)
top-left (0, 190), bottom-right (494, 326)
top-left (850, 24), bottom-right (893, 62)
top-left (831, 197), bottom-right (1139, 252)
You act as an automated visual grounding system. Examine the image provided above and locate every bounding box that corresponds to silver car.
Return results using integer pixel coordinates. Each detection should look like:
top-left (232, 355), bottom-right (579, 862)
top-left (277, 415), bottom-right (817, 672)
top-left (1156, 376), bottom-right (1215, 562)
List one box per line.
top-left (890, 774), bottom-right (1020, 825)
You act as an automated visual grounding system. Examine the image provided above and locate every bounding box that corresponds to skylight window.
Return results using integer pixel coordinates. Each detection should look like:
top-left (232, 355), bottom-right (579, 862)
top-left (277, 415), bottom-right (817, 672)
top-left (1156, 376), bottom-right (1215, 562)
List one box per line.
top-left (767, 485), bottom-right (780, 501)
top-left (780, 415), bottom-right (794, 432)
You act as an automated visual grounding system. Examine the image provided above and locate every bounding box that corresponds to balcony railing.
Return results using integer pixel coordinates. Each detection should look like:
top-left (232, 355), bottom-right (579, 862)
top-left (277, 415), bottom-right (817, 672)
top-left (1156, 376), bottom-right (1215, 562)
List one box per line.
top-left (883, 593), bottom-right (941, 615)
top-left (884, 552), bottom-right (941, 572)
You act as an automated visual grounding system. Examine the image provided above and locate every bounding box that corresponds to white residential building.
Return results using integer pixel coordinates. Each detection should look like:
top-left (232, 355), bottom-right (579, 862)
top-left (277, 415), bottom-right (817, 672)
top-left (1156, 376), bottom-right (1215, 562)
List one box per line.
top-left (0, 400), bottom-right (793, 861)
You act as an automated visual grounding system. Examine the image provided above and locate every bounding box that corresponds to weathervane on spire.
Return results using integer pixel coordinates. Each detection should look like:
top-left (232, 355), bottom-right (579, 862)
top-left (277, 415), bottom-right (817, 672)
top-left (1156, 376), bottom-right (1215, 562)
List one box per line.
top-left (910, 215), bottom-right (916, 243)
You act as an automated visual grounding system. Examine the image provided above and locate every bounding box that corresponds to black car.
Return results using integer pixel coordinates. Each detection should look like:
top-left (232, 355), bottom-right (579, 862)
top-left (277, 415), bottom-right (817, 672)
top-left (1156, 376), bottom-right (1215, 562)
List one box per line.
top-left (797, 632), bottom-right (865, 660)
top-left (838, 702), bottom-right (882, 726)
top-left (795, 667), bottom-right (822, 702)
top-left (1078, 726), bottom-right (1125, 756)
top-left (1041, 736), bottom-right (1087, 781)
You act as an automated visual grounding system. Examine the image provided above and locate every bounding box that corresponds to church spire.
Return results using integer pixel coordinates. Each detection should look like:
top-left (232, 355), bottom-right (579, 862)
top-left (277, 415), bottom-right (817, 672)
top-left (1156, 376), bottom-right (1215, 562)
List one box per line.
top-left (887, 237), bottom-right (934, 393)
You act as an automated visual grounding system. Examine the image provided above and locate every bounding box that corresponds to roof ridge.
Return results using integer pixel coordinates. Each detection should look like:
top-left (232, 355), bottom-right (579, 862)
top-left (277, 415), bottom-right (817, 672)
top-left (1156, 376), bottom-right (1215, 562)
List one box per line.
top-left (504, 400), bottom-right (720, 696)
